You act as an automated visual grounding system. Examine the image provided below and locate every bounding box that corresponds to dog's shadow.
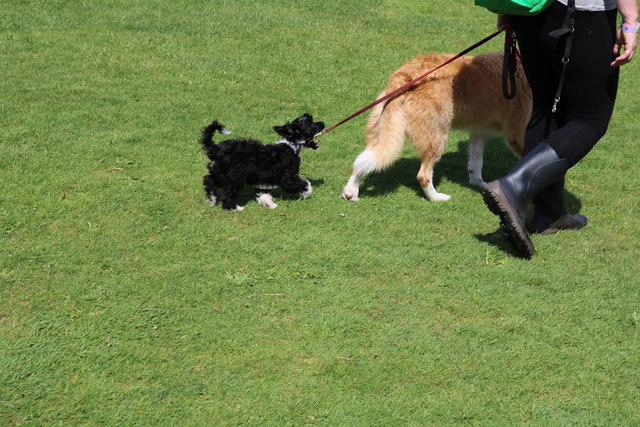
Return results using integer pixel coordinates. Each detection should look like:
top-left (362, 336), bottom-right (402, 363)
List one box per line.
top-left (358, 139), bottom-right (514, 199)
top-left (361, 139), bottom-right (581, 205)
top-left (359, 139), bottom-right (493, 199)
top-left (358, 139), bottom-right (583, 256)
top-left (235, 178), bottom-right (326, 206)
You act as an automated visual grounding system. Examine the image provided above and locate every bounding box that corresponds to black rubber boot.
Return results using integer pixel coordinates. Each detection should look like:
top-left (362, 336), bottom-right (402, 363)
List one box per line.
top-left (528, 178), bottom-right (566, 232)
top-left (482, 143), bottom-right (569, 258)
top-left (528, 177), bottom-right (588, 235)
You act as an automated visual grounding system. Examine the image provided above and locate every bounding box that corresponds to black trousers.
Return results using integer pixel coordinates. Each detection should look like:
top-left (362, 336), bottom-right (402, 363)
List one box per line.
top-left (508, 2), bottom-right (619, 167)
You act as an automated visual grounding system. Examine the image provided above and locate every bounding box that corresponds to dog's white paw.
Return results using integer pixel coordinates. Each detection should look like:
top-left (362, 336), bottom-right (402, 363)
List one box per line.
top-left (256, 192), bottom-right (278, 209)
top-left (342, 184), bottom-right (360, 201)
top-left (342, 190), bottom-right (359, 201)
top-left (207, 195), bottom-right (217, 207)
top-left (423, 181), bottom-right (451, 202)
top-left (427, 192), bottom-right (452, 202)
top-left (230, 205), bottom-right (244, 211)
top-left (426, 191), bottom-right (451, 202)
top-left (300, 180), bottom-right (312, 199)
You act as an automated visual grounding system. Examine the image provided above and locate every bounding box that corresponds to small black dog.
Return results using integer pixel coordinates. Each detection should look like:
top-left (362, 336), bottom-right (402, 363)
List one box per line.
top-left (200, 114), bottom-right (325, 210)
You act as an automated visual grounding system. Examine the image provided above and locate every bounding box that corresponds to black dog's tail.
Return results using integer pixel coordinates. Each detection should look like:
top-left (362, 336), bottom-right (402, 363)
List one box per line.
top-left (200, 120), bottom-right (230, 160)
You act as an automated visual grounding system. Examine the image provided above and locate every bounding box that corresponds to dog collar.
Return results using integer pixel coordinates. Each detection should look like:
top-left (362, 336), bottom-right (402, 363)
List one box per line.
top-left (276, 139), bottom-right (303, 154)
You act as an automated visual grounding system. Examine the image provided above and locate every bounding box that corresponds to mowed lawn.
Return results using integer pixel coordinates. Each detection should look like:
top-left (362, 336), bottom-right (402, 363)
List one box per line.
top-left (1, 0), bottom-right (639, 424)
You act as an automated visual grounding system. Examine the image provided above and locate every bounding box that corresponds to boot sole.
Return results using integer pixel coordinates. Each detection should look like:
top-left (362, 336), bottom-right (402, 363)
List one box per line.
top-left (483, 183), bottom-right (535, 258)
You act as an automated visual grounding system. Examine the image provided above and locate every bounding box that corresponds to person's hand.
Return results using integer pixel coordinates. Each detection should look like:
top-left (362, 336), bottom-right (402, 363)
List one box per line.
top-left (612, 24), bottom-right (637, 66)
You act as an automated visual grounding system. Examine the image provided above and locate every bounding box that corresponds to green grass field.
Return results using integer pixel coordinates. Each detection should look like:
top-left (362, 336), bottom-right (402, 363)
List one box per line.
top-left (2, 0), bottom-right (639, 424)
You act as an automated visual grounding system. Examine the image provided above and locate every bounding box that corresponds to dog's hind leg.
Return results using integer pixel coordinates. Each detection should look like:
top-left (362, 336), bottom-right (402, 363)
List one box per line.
top-left (342, 98), bottom-right (406, 201)
top-left (408, 118), bottom-right (451, 201)
top-left (417, 161), bottom-right (450, 202)
top-left (203, 174), bottom-right (219, 206)
top-left (468, 134), bottom-right (487, 188)
top-left (342, 167), bottom-right (365, 201)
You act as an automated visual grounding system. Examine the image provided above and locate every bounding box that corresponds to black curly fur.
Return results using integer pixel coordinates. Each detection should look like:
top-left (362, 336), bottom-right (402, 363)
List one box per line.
top-left (199, 120), bottom-right (229, 160)
top-left (200, 114), bottom-right (324, 210)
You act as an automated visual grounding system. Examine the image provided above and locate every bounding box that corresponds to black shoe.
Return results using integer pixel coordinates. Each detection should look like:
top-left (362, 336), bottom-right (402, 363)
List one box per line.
top-left (482, 143), bottom-right (569, 258)
top-left (528, 213), bottom-right (588, 235)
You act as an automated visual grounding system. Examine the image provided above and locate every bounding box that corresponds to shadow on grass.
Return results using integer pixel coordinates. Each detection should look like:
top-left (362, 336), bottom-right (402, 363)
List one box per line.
top-left (355, 138), bottom-right (584, 258)
top-left (356, 138), bottom-right (515, 199)
top-left (232, 178), bottom-right (326, 207)
top-left (474, 229), bottom-right (522, 258)
top-left (356, 139), bottom-right (582, 212)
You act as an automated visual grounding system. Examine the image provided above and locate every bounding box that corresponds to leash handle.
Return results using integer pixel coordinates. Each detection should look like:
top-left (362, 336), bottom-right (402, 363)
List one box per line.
top-left (321, 29), bottom-right (505, 136)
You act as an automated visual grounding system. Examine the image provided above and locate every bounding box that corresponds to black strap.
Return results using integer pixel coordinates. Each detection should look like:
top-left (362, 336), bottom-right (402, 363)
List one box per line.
top-left (549, 0), bottom-right (576, 113)
top-left (502, 29), bottom-right (518, 99)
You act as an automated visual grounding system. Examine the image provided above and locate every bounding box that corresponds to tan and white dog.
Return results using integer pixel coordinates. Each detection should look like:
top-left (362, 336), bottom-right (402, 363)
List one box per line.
top-left (342, 51), bottom-right (532, 202)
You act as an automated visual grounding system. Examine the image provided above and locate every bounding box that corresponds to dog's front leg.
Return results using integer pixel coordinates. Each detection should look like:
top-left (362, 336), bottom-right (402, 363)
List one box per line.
top-left (468, 135), bottom-right (487, 188)
top-left (300, 179), bottom-right (312, 199)
top-left (281, 176), bottom-right (312, 199)
top-left (220, 185), bottom-right (245, 211)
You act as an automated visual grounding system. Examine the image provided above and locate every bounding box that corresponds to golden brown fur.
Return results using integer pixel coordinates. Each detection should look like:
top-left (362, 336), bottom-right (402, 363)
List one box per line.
top-left (342, 51), bottom-right (532, 202)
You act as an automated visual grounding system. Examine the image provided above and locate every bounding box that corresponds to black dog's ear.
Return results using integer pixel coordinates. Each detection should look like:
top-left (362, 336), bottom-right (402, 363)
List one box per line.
top-left (273, 124), bottom-right (294, 139)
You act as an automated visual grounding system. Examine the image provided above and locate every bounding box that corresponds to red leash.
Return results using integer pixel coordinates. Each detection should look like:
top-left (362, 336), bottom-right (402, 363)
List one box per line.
top-left (319, 29), bottom-right (505, 138)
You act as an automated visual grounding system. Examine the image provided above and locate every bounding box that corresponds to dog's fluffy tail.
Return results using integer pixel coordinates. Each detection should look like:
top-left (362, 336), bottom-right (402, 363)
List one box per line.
top-left (353, 93), bottom-right (407, 175)
top-left (200, 120), bottom-right (231, 160)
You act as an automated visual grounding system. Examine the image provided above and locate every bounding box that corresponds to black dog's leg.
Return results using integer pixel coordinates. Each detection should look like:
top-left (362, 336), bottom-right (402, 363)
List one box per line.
top-left (255, 188), bottom-right (278, 209)
top-left (203, 174), bottom-right (219, 206)
top-left (281, 175), bottom-right (312, 199)
top-left (220, 184), bottom-right (244, 211)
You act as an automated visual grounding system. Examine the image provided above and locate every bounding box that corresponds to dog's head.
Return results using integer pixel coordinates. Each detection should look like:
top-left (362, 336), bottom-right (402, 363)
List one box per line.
top-left (273, 114), bottom-right (325, 150)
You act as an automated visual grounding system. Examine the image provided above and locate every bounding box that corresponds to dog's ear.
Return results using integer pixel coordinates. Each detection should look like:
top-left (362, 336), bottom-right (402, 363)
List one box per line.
top-left (273, 124), bottom-right (295, 139)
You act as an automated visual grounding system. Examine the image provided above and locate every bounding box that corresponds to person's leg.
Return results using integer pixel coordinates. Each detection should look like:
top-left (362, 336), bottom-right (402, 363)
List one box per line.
top-left (508, 2), bottom-right (567, 146)
top-left (528, 9), bottom-right (618, 233)
top-left (483, 142), bottom-right (569, 257)
top-left (484, 6), bottom-right (618, 255)
top-left (544, 9), bottom-right (620, 166)
top-left (507, 8), bottom-right (571, 233)
top-left (514, 53), bottom-right (578, 233)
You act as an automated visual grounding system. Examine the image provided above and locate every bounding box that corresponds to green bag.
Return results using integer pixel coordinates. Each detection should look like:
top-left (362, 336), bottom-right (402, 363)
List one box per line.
top-left (474, 0), bottom-right (555, 15)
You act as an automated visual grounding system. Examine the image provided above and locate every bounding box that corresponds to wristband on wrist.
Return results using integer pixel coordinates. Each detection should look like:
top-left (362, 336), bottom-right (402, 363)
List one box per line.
top-left (621, 23), bottom-right (639, 33)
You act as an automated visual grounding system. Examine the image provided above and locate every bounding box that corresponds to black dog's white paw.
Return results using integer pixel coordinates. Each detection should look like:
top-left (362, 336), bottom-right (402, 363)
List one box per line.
top-left (301, 179), bottom-right (312, 199)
